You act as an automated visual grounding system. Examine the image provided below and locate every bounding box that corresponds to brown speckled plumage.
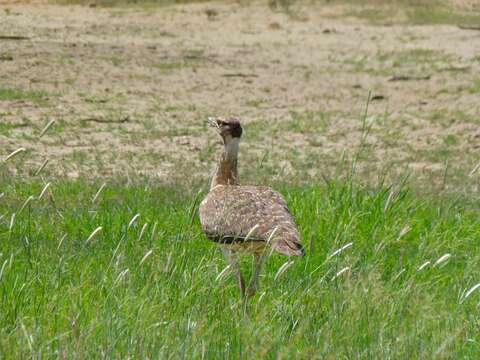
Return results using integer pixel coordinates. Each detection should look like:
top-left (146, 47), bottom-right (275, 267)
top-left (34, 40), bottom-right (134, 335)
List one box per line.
top-left (200, 185), bottom-right (304, 256)
top-left (199, 116), bottom-right (303, 297)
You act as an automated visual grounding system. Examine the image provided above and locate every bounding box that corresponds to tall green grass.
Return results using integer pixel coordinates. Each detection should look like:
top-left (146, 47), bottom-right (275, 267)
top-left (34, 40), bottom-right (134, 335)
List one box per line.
top-left (1, 173), bottom-right (479, 357)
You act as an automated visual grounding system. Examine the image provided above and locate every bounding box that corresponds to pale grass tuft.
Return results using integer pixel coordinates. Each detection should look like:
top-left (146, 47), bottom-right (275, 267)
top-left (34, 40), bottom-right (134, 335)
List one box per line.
top-left (150, 221), bottom-right (158, 242)
top-left (34, 158), bottom-right (49, 176)
top-left (137, 223), bottom-right (148, 242)
top-left (57, 233), bottom-right (67, 250)
top-left (0, 259), bottom-right (8, 282)
top-left (139, 249), bottom-right (153, 266)
top-left (384, 190), bottom-right (395, 211)
top-left (258, 291), bottom-right (267, 303)
top-left (397, 225), bottom-right (411, 240)
top-left (114, 268), bottom-right (129, 287)
top-left (164, 251), bottom-right (173, 273)
top-left (18, 196), bottom-right (34, 214)
top-left (20, 321), bottom-right (34, 352)
top-left (417, 261), bottom-right (431, 271)
top-left (39, 118), bottom-right (55, 138)
top-left (274, 260), bottom-right (294, 281)
top-left (434, 253), bottom-right (451, 266)
top-left (392, 268), bottom-right (406, 282)
top-left (128, 213), bottom-right (140, 229)
top-left (328, 242), bottom-right (353, 259)
top-left (244, 224), bottom-right (260, 242)
top-left (266, 226), bottom-right (279, 245)
top-left (38, 183), bottom-right (51, 200)
top-left (469, 162), bottom-right (480, 177)
top-left (9, 213), bottom-right (16, 232)
top-left (4, 147), bottom-right (26, 162)
top-left (92, 183), bottom-right (107, 204)
top-left (0, 192), bottom-right (4, 200)
top-left (215, 264), bottom-right (232, 282)
top-left (85, 226), bottom-right (102, 244)
top-left (462, 283), bottom-right (480, 303)
top-left (332, 266), bottom-right (350, 281)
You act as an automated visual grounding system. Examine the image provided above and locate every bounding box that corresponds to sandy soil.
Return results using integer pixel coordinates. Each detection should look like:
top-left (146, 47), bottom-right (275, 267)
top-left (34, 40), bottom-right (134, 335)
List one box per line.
top-left (0, 1), bottom-right (479, 190)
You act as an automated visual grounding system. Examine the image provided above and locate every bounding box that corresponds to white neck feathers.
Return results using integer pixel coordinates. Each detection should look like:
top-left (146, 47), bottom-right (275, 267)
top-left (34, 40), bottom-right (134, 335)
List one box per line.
top-left (224, 137), bottom-right (240, 161)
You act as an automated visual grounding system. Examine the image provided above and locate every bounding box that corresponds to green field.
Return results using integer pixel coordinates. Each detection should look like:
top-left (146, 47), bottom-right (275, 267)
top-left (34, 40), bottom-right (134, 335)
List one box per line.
top-left (1, 0), bottom-right (480, 357)
top-left (1, 170), bottom-right (479, 358)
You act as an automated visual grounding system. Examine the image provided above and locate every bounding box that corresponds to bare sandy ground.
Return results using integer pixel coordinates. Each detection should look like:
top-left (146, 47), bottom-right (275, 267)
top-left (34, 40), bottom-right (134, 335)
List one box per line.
top-left (0, 1), bottom-right (479, 191)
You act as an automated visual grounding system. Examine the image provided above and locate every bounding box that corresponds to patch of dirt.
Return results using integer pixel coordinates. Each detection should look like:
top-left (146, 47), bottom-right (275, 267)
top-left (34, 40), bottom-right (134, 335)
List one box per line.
top-left (0, 2), bottom-right (479, 192)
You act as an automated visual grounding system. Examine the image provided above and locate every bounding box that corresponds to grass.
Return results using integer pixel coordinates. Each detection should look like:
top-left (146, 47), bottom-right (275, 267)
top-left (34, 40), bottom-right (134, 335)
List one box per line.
top-left (0, 87), bottom-right (50, 105)
top-left (1, 171), bottom-right (480, 357)
top-left (153, 50), bottom-right (207, 75)
top-left (467, 79), bottom-right (480, 94)
top-left (51, 0), bottom-right (480, 27)
top-left (53, 0), bottom-right (209, 7)
top-left (288, 110), bottom-right (331, 134)
top-left (340, 48), bottom-right (453, 76)
top-left (332, 0), bottom-right (480, 26)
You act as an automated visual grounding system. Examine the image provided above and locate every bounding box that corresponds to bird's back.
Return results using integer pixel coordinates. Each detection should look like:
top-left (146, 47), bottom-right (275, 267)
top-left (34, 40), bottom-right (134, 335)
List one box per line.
top-left (199, 185), bottom-right (304, 256)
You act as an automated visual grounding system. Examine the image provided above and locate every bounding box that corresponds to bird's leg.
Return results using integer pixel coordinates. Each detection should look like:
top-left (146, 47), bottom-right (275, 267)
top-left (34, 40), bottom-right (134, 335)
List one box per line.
top-left (222, 249), bottom-right (246, 297)
top-left (246, 252), bottom-right (266, 298)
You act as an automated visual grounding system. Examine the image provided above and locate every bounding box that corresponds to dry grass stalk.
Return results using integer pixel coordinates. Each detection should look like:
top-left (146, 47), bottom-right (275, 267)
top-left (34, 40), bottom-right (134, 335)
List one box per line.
top-left (139, 250), bottom-right (153, 266)
top-left (18, 196), bottom-right (34, 214)
top-left (462, 283), bottom-right (480, 302)
top-left (332, 266), bottom-right (350, 281)
top-left (274, 260), bottom-right (294, 281)
top-left (4, 147), bottom-right (25, 162)
top-left (92, 183), bottom-right (107, 204)
top-left (85, 226), bottom-right (102, 244)
top-left (417, 261), bottom-right (431, 271)
top-left (328, 242), bottom-right (353, 260)
top-left (39, 119), bottom-right (55, 138)
top-left (34, 158), bottom-right (49, 176)
top-left (137, 223), bottom-right (148, 242)
top-left (128, 214), bottom-right (140, 229)
top-left (38, 183), bottom-right (51, 200)
top-left (434, 253), bottom-right (451, 266)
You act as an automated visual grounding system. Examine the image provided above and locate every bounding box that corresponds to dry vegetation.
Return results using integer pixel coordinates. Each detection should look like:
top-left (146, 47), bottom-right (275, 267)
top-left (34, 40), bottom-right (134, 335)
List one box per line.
top-left (1, 0), bottom-right (480, 192)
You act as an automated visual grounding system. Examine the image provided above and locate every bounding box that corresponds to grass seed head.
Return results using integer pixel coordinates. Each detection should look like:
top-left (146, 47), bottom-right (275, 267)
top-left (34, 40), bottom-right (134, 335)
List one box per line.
top-left (417, 261), bottom-right (431, 271)
top-left (462, 283), bottom-right (480, 302)
top-left (215, 264), bottom-right (232, 282)
top-left (128, 213), bottom-right (140, 229)
top-left (328, 242), bottom-right (353, 259)
top-left (85, 226), bottom-right (102, 244)
top-left (332, 266), bottom-right (350, 281)
top-left (434, 253), bottom-right (451, 266)
top-left (4, 147), bottom-right (25, 162)
top-left (274, 260), bottom-right (294, 281)
top-left (139, 249), bottom-right (153, 266)
top-left (18, 196), bottom-right (34, 214)
top-left (9, 213), bottom-right (16, 232)
top-left (137, 223), bottom-right (148, 242)
top-left (34, 158), bottom-right (49, 176)
top-left (38, 183), bottom-right (51, 200)
top-left (92, 183), bottom-right (107, 204)
top-left (39, 118), bottom-right (55, 138)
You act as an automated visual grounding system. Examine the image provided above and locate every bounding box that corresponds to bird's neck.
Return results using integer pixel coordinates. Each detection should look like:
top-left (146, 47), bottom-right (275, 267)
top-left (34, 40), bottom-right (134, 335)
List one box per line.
top-left (211, 138), bottom-right (239, 189)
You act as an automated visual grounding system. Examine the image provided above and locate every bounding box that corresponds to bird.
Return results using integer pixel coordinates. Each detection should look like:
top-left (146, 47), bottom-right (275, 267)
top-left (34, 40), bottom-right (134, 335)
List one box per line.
top-left (199, 116), bottom-right (304, 298)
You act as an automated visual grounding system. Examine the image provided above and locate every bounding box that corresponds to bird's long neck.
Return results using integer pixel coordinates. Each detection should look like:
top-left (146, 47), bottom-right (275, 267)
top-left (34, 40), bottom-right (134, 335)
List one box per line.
top-left (210, 138), bottom-right (240, 189)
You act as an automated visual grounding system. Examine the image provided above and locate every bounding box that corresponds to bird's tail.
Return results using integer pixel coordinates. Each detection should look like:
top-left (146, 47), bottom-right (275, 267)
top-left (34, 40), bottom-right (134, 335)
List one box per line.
top-left (272, 230), bottom-right (305, 257)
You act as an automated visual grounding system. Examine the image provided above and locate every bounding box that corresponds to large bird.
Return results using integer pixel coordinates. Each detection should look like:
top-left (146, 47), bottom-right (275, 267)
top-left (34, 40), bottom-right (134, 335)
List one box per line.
top-left (199, 116), bottom-right (304, 298)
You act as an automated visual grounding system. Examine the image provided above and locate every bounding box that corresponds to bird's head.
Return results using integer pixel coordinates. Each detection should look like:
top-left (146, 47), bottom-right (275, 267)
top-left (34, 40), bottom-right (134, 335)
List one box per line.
top-left (207, 116), bottom-right (243, 144)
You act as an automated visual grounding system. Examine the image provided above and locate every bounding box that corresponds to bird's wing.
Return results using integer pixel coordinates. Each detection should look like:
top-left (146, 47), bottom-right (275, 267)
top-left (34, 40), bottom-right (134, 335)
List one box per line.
top-left (199, 185), bottom-right (304, 256)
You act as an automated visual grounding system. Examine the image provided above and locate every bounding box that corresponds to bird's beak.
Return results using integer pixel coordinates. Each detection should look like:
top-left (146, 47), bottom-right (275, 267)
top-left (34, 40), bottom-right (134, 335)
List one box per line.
top-left (207, 117), bottom-right (219, 128)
